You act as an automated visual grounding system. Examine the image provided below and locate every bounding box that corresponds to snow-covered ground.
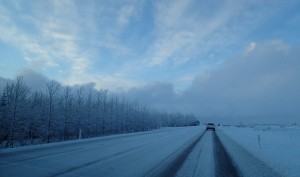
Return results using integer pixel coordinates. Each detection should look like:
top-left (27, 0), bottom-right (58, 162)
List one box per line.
top-left (0, 127), bottom-right (204, 177)
top-left (219, 124), bottom-right (300, 177)
top-left (1, 124), bottom-right (297, 177)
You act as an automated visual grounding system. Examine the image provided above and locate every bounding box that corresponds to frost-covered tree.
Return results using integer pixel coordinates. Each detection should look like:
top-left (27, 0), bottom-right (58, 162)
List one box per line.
top-left (0, 76), bottom-right (199, 148)
top-left (62, 86), bottom-right (73, 141)
top-left (29, 91), bottom-right (47, 143)
top-left (3, 77), bottom-right (30, 147)
top-left (75, 87), bottom-right (84, 139)
top-left (46, 80), bottom-right (60, 143)
top-left (0, 89), bottom-right (9, 146)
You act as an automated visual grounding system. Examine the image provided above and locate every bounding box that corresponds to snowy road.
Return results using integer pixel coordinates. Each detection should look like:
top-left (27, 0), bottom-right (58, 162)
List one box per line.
top-left (0, 126), bottom-right (280, 177)
top-left (176, 130), bottom-right (238, 177)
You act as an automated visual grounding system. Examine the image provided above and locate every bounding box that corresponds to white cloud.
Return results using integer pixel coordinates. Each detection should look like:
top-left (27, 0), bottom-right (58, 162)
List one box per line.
top-left (117, 5), bottom-right (135, 26)
top-left (146, 31), bottom-right (196, 66)
top-left (155, 0), bottom-right (192, 30)
top-left (127, 41), bottom-right (300, 123)
top-left (64, 72), bottom-right (143, 92)
top-left (182, 41), bottom-right (300, 123)
top-left (0, 11), bottom-right (59, 69)
top-left (0, 1), bottom-right (92, 77)
top-left (143, 0), bottom-right (240, 67)
top-left (1, 0), bottom-right (300, 99)
top-left (142, 0), bottom-right (299, 69)
top-left (246, 42), bottom-right (256, 54)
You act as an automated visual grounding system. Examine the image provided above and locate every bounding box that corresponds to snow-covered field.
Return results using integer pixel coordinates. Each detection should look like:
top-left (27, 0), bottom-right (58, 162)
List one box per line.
top-left (219, 124), bottom-right (300, 177)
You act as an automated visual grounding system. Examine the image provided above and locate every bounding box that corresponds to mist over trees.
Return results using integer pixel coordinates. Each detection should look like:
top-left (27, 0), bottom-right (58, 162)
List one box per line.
top-left (0, 76), bottom-right (198, 148)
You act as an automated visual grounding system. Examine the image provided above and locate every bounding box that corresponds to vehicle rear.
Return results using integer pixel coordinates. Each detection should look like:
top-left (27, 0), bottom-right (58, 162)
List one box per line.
top-left (206, 123), bottom-right (215, 131)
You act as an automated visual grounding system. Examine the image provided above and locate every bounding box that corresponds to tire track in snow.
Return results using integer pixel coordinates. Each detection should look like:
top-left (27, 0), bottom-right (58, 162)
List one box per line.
top-left (0, 129), bottom-right (172, 167)
top-left (144, 131), bottom-right (206, 177)
top-left (48, 143), bottom-right (148, 177)
top-left (174, 130), bottom-right (239, 177)
top-left (48, 132), bottom-right (175, 177)
top-left (213, 131), bottom-right (240, 177)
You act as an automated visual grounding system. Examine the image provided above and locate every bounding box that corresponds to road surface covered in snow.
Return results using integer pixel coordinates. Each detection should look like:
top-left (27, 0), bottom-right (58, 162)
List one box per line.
top-left (0, 127), bottom-right (202, 177)
top-left (0, 126), bottom-right (282, 177)
top-left (175, 131), bottom-right (238, 177)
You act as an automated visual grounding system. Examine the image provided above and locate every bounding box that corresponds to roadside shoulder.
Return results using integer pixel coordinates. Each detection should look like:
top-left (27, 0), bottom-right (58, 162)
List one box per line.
top-left (216, 131), bottom-right (281, 177)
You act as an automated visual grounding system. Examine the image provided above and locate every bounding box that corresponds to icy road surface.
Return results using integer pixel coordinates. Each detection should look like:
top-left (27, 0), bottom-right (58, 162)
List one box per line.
top-left (0, 127), bottom-right (280, 177)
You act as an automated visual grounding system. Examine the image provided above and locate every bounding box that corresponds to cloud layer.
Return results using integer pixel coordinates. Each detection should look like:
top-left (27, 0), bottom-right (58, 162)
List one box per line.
top-left (1, 0), bottom-right (299, 92)
top-left (1, 1), bottom-right (300, 124)
top-left (127, 41), bottom-right (300, 124)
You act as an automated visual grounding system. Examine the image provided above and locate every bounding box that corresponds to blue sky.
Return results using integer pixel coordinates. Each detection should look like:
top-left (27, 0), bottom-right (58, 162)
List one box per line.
top-left (1, 0), bottom-right (299, 91)
top-left (1, 0), bottom-right (300, 123)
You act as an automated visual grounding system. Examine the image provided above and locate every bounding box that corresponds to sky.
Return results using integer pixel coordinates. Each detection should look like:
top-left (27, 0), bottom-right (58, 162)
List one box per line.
top-left (0, 0), bottom-right (300, 124)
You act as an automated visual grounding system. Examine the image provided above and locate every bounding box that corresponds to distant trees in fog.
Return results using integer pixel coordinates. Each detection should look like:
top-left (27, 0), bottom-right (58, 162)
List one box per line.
top-left (0, 76), bottom-right (198, 148)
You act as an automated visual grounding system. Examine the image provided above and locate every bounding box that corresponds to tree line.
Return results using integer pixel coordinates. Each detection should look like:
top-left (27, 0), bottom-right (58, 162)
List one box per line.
top-left (0, 76), bottom-right (199, 148)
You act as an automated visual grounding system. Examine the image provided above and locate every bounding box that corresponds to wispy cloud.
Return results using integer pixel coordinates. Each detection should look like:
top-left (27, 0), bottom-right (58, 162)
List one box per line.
top-left (0, 2), bottom-right (136, 91)
top-left (0, 7), bottom-right (57, 68)
top-left (143, 0), bottom-right (220, 66)
top-left (0, 1), bottom-right (93, 81)
top-left (142, 0), bottom-right (299, 69)
top-left (1, 0), bottom-right (299, 93)
top-left (117, 4), bottom-right (136, 26)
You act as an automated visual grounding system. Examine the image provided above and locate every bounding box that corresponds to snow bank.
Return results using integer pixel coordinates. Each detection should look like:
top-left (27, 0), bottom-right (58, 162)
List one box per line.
top-left (220, 124), bottom-right (300, 177)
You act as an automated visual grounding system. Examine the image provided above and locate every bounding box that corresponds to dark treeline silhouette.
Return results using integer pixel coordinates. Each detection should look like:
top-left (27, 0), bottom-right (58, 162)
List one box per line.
top-left (0, 76), bottom-right (199, 148)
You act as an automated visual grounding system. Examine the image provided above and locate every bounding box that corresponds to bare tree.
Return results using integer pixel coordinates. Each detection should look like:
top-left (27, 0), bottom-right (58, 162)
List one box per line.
top-left (63, 86), bottom-right (72, 141)
top-left (102, 89), bottom-right (108, 135)
top-left (114, 96), bottom-right (119, 134)
top-left (1, 77), bottom-right (199, 149)
top-left (76, 87), bottom-right (84, 139)
top-left (86, 89), bottom-right (92, 137)
top-left (0, 90), bottom-right (9, 146)
top-left (29, 91), bottom-right (47, 144)
top-left (5, 77), bottom-right (30, 147)
top-left (95, 91), bottom-right (102, 135)
top-left (46, 80), bottom-right (60, 143)
top-left (120, 96), bottom-right (126, 133)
